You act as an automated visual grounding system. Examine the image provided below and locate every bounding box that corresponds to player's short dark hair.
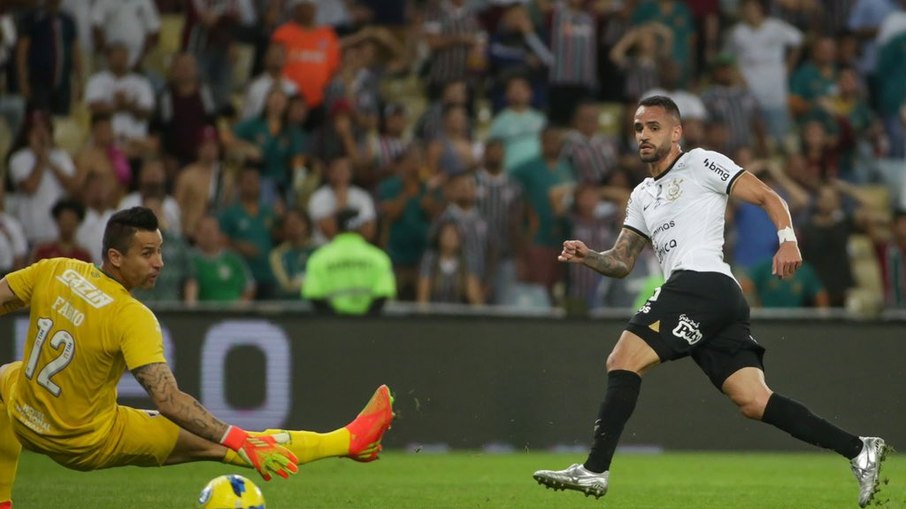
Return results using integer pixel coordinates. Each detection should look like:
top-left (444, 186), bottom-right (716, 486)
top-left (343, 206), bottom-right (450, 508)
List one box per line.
top-left (102, 207), bottom-right (159, 261)
top-left (894, 209), bottom-right (906, 222)
top-left (51, 198), bottom-right (86, 222)
top-left (638, 95), bottom-right (682, 123)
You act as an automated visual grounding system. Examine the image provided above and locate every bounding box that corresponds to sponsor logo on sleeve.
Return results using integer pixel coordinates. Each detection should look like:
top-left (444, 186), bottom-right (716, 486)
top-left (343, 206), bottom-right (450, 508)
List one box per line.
top-left (704, 158), bottom-right (731, 181)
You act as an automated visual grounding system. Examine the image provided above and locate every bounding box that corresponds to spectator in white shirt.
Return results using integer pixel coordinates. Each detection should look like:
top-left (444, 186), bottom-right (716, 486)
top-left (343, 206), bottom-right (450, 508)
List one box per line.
top-left (85, 42), bottom-right (156, 148)
top-left (91, 0), bottom-right (161, 69)
top-left (76, 172), bottom-right (117, 263)
top-left (642, 60), bottom-right (708, 147)
top-left (308, 157), bottom-right (377, 245)
top-left (118, 156), bottom-right (183, 238)
top-left (877, 0), bottom-right (906, 46)
top-left (0, 211), bottom-right (27, 277)
top-left (62, 0), bottom-right (98, 59)
top-left (0, 8), bottom-right (24, 137)
top-left (7, 111), bottom-right (79, 247)
top-left (241, 43), bottom-right (299, 120)
top-left (726, 0), bottom-right (803, 143)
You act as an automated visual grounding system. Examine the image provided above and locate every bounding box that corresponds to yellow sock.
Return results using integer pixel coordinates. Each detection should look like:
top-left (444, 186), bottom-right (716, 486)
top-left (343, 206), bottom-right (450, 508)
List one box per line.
top-left (257, 429), bottom-right (351, 465)
top-left (222, 448), bottom-right (248, 468)
top-left (0, 403), bottom-right (22, 502)
top-left (221, 429), bottom-right (352, 467)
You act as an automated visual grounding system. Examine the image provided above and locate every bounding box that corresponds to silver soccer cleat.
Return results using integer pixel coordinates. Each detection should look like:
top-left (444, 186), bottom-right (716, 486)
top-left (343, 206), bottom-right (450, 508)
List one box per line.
top-left (851, 436), bottom-right (888, 508)
top-left (533, 463), bottom-right (609, 499)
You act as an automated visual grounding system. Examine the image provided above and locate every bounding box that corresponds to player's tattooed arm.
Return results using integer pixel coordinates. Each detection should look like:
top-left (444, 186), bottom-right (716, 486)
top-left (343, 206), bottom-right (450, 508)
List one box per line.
top-left (0, 279), bottom-right (26, 316)
top-left (584, 229), bottom-right (648, 278)
top-left (132, 362), bottom-right (229, 443)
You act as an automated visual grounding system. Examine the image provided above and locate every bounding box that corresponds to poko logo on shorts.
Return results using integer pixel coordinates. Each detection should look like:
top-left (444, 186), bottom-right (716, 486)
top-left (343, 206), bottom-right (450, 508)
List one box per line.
top-left (672, 314), bottom-right (703, 345)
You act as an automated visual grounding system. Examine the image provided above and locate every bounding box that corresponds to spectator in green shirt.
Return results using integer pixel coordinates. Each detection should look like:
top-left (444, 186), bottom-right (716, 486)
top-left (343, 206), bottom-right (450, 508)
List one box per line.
top-left (877, 32), bottom-right (906, 158)
top-left (191, 215), bottom-right (255, 303)
top-left (489, 76), bottom-right (547, 171)
top-left (512, 127), bottom-right (575, 292)
top-left (741, 259), bottom-right (829, 308)
top-left (377, 145), bottom-right (439, 300)
top-left (231, 86), bottom-right (307, 204)
top-left (789, 36), bottom-right (839, 121)
top-left (269, 208), bottom-right (317, 299)
top-left (303, 208), bottom-right (396, 315)
top-left (631, 0), bottom-right (695, 86)
top-left (219, 168), bottom-right (278, 299)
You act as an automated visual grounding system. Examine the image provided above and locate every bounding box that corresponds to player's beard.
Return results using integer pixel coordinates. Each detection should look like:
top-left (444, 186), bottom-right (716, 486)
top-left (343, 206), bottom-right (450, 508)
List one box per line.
top-left (639, 141), bottom-right (671, 163)
top-left (144, 273), bottom-right (159, 289)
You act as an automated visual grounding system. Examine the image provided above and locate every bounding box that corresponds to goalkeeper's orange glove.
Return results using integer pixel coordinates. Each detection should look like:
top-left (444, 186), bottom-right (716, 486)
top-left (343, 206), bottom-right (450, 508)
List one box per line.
top-left (221, 426), bottom-right (299, 481)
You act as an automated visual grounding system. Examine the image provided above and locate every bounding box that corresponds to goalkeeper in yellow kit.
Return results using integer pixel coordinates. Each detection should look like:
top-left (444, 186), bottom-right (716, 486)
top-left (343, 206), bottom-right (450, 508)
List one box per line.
top-left (0, 207), bottom-right (394, 508)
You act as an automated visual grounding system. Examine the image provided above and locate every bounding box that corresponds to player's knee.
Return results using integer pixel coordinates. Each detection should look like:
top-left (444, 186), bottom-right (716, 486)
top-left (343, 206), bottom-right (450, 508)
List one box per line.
top-left (605, 352), bottom-right (625, 372)
top-left (605, 352), bottom-right (643, 374)
top-left (734, 393), bottom-right (770, 420)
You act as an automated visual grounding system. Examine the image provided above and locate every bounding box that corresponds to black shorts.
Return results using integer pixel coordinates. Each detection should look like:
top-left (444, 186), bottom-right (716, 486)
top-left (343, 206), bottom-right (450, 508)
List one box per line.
top-left (626, 270), bottom-right (766, 389)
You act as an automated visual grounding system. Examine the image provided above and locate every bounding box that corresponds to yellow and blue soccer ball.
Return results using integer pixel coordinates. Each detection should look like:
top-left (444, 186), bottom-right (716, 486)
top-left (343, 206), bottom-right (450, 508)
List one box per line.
top-left (196, 474), bottom-right (265, 509)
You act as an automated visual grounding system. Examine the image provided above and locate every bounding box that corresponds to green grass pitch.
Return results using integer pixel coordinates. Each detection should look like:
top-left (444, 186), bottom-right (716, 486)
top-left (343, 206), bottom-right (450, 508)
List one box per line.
top-left (13, 450), bottom-right (905, 508)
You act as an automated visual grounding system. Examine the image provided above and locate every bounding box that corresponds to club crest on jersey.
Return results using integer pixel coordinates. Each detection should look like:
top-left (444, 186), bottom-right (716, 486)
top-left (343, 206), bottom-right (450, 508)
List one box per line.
top-left (665, 178), bottom-right (684, 202)
top-left (672, 314), bottom-right (702, 345)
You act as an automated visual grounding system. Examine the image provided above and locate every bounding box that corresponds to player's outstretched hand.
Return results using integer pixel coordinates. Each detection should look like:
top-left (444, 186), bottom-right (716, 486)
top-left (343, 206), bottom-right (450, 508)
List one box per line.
top-left (559, 240), bottom-right (590, 263)
top-left (222, 426), bottom-right (299, 481)
top-left (772, 242), bottom-right (802, 279)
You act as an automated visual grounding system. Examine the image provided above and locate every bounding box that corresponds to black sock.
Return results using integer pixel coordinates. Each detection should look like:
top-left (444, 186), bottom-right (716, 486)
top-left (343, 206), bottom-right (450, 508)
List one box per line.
top-left (584, 370), bottom-right (642, 473)
top-left (761, 393), bottom-right (864, 459)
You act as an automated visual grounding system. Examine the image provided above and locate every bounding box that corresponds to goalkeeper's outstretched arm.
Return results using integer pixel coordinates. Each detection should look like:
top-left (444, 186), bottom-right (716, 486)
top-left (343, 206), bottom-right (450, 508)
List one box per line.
top-left (133, 362), bottom-right (299, 480)
top-left (133, 362), bottom-right (229, 443)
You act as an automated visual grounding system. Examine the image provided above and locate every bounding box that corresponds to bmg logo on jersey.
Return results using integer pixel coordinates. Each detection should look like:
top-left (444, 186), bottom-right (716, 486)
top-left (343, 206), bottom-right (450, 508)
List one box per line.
top-left (703, 158), bottom-right (731, 181)
top-left (654, 238), bottom-right (678, 262)
top-left (672, 314), bottom-right (703, 345)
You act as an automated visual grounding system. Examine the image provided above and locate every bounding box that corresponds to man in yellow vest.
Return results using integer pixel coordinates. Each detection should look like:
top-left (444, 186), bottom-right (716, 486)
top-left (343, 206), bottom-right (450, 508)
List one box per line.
top-left (304, 208), bottom-right (397, 315)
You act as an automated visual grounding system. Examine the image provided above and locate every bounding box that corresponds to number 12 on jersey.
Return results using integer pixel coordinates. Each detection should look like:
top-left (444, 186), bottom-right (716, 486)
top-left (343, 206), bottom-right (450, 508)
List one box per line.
top-left (24, 317), bottom-right (75, 397)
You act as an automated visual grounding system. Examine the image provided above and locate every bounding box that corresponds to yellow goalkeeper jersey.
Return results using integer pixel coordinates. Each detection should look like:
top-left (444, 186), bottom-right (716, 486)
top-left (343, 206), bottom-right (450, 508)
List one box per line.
top-left (4, 258), bottom-right (165, 448)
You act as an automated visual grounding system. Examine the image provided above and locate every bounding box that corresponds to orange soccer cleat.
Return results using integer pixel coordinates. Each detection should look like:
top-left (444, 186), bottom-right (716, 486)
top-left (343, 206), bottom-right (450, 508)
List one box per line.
top-left (345, 384), bottom-right (394, 462)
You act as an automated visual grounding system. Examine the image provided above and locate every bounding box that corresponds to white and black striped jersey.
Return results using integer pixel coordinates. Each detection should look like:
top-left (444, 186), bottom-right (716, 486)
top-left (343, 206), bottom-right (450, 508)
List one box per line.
top-left (623, 148), bottom-right (745, 281)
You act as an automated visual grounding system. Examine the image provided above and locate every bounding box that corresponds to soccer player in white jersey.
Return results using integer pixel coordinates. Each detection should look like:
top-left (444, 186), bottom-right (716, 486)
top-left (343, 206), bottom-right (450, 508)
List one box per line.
top-left (532, 96), bottom-right (887, 508)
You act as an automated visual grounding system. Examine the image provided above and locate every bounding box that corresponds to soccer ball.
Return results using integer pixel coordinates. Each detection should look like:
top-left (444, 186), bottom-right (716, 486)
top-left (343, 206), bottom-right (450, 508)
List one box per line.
top-left (196, 474), bottom-right (265, 509)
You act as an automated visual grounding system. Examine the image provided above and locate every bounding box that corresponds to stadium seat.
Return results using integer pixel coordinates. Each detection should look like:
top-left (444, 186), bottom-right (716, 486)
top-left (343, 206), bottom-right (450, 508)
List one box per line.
top-left (499, 283), bottom-right (552, 310)
top-left (846, 287), bottom-right (883, 318)
top-left (875, 158), bottom-right (906, 208)
top-left (848, 234), bottom-right (883, 294)
top-left (159, 14), bottom-right (185, 53)
top-left (145, 14), bottom-right (185, 77)
top-left (597, 102), bottom-right (624, 137)
top-left (232, 43), bottom-right (255, 92)
top-left (53, 105), bottom-right (90, 154)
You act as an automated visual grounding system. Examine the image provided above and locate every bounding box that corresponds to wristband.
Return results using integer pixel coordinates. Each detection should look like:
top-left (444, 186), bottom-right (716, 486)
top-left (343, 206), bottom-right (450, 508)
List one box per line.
top-left (777, 226), bottom-right (797, 244)
top-left (220, 425), bottom-right (248, 450)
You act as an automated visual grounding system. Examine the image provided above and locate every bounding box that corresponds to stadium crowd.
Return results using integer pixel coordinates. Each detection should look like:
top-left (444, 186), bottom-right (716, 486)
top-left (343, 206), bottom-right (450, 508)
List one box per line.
top-left (0, 0), bottom-right (905, 313)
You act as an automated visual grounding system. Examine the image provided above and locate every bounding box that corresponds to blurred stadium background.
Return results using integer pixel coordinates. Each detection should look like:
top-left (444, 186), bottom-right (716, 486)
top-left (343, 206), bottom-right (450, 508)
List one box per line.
top-left (2, 0), bottom-right (906, 506)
